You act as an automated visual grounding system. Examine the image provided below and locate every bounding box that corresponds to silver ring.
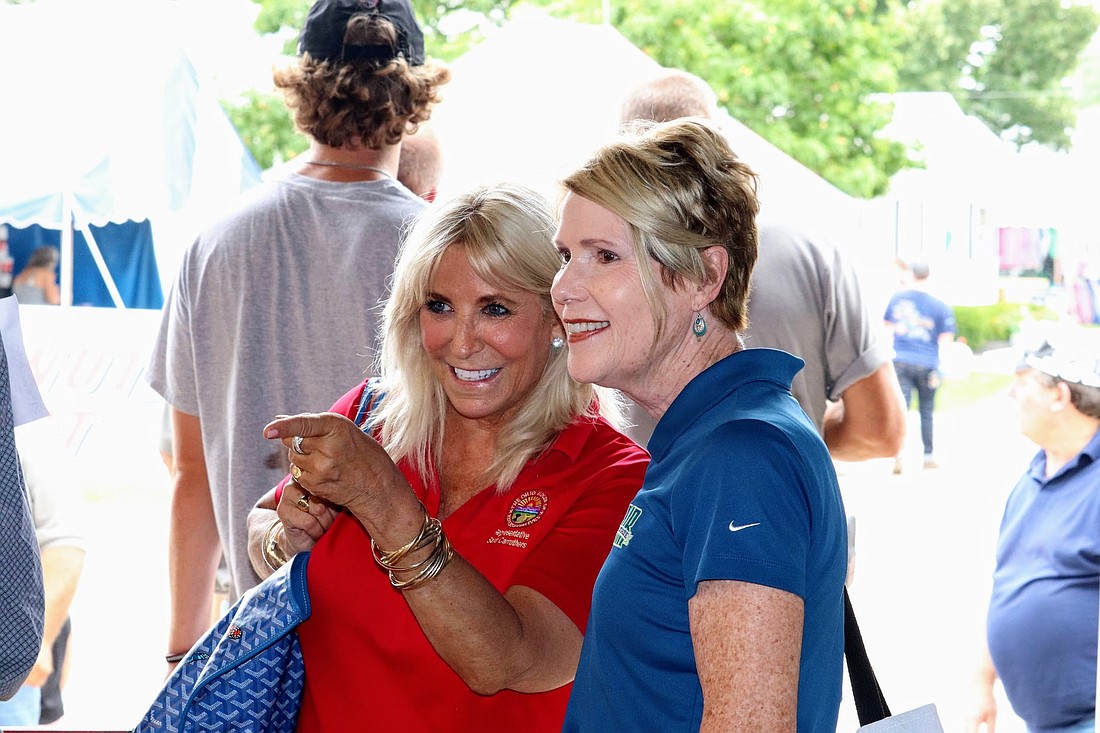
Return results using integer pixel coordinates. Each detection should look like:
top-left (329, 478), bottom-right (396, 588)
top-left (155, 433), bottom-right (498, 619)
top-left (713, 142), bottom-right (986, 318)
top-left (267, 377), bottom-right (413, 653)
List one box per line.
top-left (292, 436), bottom-right (305, 455)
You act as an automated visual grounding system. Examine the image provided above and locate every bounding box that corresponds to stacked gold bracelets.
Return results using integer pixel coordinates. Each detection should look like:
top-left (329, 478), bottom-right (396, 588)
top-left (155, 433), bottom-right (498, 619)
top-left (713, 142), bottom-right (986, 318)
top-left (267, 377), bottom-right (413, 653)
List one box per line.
top-left (371, 505), bottom-right (454, 591)
top-left (262, 518), bottom-right (289, 572)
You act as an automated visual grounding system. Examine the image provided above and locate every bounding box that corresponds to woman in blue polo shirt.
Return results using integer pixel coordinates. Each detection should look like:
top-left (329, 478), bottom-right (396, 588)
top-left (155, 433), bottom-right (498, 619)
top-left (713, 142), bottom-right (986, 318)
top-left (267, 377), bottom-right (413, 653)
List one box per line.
top-left (553, 118), bottom-right (848, 732)
top-left (971, 341), bottom-right (1100, 733)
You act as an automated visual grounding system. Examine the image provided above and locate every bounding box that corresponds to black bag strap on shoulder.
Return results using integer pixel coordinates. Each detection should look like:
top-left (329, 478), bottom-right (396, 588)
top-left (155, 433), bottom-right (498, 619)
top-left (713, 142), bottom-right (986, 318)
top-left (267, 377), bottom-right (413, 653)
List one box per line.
top-left (844, 588), bottom-right (892, 726)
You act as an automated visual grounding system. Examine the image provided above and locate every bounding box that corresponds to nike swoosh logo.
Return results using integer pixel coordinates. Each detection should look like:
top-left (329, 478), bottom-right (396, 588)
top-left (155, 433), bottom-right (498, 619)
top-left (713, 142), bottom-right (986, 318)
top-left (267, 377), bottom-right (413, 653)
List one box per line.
top-left (728, 522), bottom-right (761, 532)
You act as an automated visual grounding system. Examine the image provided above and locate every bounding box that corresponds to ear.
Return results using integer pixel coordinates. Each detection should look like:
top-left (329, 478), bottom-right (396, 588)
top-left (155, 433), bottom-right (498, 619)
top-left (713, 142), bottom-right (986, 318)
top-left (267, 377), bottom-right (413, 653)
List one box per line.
top-left (692, 245), bottom-right (729, 311)
top-left (1050, 381), bottom-right (1072, 412)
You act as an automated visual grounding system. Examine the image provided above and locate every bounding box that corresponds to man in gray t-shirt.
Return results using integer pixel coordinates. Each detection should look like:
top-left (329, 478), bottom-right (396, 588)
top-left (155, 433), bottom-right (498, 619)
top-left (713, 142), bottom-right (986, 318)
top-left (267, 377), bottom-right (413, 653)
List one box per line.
top-left (618, 70), bottom-right (905, 461)
top-left (147, 0), bottom-right (450, 666)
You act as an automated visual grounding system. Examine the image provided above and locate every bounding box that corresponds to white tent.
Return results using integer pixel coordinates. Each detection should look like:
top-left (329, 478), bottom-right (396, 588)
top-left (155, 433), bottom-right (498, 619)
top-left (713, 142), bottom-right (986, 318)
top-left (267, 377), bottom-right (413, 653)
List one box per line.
top-left (0, 0), bottom-right (261, 307)
top-left (430, 11), bottom-right (865, 244)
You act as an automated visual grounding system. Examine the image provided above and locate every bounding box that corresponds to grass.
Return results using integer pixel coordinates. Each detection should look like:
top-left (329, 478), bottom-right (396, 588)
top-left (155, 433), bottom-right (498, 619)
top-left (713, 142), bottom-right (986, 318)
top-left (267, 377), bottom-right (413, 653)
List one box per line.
top-left (935, 372), bottom-right (1014, 412)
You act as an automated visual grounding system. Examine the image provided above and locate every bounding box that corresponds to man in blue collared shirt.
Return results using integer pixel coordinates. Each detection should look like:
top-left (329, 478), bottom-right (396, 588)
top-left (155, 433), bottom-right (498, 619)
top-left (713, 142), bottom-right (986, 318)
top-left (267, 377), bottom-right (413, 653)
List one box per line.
top-left (970, 340), bottom-right (1100, 733)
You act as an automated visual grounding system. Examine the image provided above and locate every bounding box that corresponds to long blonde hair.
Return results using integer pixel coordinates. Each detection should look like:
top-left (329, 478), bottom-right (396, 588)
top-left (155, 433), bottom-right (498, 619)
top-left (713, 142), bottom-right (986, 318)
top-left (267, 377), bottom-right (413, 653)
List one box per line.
top-left (372, 183), bottom-right (597, 492)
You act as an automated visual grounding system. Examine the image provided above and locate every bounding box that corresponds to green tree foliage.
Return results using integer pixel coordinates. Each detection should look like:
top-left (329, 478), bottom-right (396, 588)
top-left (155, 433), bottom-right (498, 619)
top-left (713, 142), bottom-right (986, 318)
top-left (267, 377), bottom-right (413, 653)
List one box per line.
top-left (1079, 43), bottom-right (1100, 107)
top-left (222, 90), bottom-right (309, 171)
top-left (229, 0), bottom-right (1098, 193)
top-left (896, 0), bottom-right (1100, 150)
top-left (600, 0), bottom-right (912, 197)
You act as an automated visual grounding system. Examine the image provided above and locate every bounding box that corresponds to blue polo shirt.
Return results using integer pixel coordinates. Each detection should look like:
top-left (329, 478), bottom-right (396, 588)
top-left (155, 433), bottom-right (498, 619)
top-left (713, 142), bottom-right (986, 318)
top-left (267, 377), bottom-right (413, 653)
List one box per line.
top-left (562, 348), bottom-right (847, 733)
top-left (987, 426), bottom-right (1100, 733)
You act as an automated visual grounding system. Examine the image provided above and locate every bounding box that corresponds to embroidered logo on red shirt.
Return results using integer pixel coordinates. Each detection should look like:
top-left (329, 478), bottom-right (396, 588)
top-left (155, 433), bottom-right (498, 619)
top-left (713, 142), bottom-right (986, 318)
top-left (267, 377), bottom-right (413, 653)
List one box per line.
top-left (507, 490), bottom-right (549, 528)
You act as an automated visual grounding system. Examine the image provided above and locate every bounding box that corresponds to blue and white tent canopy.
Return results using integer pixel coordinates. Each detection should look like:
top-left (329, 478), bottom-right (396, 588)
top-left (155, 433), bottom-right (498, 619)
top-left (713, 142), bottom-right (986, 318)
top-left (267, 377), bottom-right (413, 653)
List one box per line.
top-left (0, 1), bottom-right (261, 307)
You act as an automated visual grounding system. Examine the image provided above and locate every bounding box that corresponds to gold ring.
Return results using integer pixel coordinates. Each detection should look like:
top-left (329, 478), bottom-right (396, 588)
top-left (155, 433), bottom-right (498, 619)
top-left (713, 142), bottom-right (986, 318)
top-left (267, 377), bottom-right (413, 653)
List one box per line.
top-left (290, 464), bottom-right (302, 481)
top-left (296, 494), bottom-right (311, 513)
top-left (292, 436), bottom-right (305, 455)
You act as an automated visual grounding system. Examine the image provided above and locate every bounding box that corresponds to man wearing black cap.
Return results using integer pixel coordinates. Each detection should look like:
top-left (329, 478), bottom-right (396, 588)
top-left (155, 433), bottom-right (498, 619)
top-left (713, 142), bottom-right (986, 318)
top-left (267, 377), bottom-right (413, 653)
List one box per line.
top-left (147, 0), bottom-right (449, 669)
top-left (969, 340), bottom-right (1100, 733)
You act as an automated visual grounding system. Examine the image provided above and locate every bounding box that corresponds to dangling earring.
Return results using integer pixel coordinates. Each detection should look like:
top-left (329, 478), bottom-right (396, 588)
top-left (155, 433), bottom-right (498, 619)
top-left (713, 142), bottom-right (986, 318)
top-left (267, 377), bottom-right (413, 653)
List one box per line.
top-left (692, 312), bottom-right (707, 338)
top-left (551, 336), bottom-right (565, 349)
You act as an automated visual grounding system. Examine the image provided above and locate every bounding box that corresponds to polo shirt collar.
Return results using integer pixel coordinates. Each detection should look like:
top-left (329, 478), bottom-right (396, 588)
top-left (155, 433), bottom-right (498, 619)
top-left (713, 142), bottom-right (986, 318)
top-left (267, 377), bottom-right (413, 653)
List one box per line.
top-left (1029, 424), bottom-right (1100, 485)
top-left (646, 347), bottom-right (803, 461)
top-left (541, 410), bottom-right (602, 464)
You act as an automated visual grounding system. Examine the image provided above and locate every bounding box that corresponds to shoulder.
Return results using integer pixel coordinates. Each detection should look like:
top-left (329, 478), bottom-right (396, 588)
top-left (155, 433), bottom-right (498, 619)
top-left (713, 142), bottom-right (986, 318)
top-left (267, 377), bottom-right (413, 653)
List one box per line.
top-left (550, 416), bottom-right (649, 478)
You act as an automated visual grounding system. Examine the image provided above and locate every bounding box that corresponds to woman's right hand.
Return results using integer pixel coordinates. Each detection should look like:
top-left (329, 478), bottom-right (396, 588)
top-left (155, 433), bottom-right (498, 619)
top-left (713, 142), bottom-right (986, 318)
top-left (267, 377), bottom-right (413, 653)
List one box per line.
top-left (276, 478), bottom-right (340, 555)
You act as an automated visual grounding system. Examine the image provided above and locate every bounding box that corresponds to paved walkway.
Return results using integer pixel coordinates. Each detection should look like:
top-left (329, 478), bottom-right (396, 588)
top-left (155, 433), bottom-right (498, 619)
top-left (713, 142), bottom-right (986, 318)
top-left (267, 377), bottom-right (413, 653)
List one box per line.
top-left (834, 378), bottom-right (1034, 733)
top-left (50, 363), bottom-right (1038, 731)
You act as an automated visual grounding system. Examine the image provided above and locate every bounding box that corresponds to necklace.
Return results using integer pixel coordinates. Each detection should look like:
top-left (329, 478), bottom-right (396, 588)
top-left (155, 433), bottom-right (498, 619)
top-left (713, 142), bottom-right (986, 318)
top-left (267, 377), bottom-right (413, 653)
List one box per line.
top-left (303, 159), bottom-right (392, 178)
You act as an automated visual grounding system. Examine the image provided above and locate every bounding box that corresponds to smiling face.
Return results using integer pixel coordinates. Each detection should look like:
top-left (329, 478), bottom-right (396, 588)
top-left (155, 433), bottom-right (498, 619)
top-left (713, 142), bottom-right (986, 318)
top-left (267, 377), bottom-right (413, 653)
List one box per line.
top-left (552, 193), bottom-right (694, 397)
top-left (421, 244), bottom-right (561, 427)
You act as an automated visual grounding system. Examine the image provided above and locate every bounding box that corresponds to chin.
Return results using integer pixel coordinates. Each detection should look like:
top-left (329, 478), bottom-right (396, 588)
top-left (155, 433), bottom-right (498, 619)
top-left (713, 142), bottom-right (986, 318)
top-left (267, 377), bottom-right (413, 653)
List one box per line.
top-left (566, 356), bottom-right (615, 392)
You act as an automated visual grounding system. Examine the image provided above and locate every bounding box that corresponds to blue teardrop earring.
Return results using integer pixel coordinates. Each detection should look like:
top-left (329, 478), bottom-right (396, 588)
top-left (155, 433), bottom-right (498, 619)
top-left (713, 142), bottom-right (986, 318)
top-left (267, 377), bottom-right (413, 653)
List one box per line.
top-left (692, 312), bottom-right (707, 338)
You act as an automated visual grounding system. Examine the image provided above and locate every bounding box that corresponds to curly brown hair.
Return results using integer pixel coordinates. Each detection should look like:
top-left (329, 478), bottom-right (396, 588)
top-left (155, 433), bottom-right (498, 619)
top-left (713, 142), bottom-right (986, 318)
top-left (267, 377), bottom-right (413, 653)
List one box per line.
top-left (274, 15), bottom-right (449, 149)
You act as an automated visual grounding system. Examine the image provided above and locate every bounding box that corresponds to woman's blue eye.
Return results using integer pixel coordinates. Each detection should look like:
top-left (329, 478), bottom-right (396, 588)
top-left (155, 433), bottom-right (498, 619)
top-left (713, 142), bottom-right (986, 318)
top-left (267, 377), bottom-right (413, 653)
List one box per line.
top-left (485, 302), bottom-right (510, 317)
top-left (425, 300), bottom-right (450, 313)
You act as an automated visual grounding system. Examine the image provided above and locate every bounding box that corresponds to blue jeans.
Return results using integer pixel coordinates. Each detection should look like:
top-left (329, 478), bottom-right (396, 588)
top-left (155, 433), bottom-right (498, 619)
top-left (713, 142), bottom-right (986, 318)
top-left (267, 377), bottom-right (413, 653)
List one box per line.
top-left (0, 683), bottom-right (42, 725)
top-left (895, 360), bottom-right (938, 456)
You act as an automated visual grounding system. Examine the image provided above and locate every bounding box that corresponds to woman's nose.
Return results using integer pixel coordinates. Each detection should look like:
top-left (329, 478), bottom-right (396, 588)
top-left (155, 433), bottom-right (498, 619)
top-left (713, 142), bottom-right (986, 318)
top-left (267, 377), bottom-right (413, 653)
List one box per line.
top-left (451, 316), bottom-right (482, 357)
top-left (551, 264), bottom-right (583, 307)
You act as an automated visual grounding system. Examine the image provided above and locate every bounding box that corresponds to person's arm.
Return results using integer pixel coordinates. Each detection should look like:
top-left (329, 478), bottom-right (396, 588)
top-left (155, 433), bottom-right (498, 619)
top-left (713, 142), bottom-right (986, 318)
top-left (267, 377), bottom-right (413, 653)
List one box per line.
top-left (42, 274), bottom-right (61, 306)
top-left (689, 580), bottom-right (803, 732)
top-left (264, 412), bottom-right (583, 694)
top-left (0, 497), bottom-right (43, 700)
top-left (24, 545), bottom-right (84, 687)
top-left (967, 647), bottom-right (998, 733)
top-left (166, 408), bottom-right (222, 668)
top-left (823, 361), bottom-right (906, 461)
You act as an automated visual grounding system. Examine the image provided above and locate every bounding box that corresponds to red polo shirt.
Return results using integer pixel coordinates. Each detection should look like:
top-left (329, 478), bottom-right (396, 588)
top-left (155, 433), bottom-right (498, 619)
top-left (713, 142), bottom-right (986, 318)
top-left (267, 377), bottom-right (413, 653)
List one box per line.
top-left (288, 380), bottom-right (648, 733)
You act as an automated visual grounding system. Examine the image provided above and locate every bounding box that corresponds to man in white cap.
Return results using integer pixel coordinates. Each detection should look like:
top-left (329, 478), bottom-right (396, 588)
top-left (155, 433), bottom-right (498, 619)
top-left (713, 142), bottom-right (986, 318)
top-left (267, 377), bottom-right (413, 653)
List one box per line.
top-left (970, 339), bottom-right (1100, 733)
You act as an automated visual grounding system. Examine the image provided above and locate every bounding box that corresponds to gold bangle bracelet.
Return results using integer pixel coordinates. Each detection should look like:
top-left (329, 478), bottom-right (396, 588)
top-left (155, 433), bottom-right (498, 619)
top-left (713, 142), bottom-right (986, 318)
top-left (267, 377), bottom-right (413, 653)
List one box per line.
top-left (370, 504), bottom-right (454, 590)
top-left (389, 533), bottom-right (454, 591)
top-left (262, 517), bottom-right (288, 572)
top-left (371, 505), bottom-right (438, 569)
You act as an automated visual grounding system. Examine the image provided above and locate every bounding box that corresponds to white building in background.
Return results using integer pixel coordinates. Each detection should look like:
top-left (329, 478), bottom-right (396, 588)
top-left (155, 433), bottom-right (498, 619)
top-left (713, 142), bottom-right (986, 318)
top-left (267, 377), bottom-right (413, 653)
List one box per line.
top-left (867, 91), bottom-right (1098, 312)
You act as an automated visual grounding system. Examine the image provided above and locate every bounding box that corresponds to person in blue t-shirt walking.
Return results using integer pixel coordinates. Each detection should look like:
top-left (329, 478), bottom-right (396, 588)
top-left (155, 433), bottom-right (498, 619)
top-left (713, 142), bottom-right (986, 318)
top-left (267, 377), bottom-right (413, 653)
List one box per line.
top-left (884, 261), bottom-right (956, 472)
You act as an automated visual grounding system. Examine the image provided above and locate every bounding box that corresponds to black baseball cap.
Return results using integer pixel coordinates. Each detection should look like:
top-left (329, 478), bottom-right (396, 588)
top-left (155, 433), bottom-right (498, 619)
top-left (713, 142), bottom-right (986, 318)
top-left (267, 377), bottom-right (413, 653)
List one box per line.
top-left (298, 0), bottom-right (425, 66)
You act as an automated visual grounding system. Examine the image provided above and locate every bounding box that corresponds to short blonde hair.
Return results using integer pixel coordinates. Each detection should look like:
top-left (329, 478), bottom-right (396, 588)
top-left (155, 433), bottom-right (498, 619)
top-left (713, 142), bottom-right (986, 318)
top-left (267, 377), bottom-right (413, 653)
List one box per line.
top-left (562, 118), bottom-right (759, 344)
top-left (373, 183), bottom-right (597, 491)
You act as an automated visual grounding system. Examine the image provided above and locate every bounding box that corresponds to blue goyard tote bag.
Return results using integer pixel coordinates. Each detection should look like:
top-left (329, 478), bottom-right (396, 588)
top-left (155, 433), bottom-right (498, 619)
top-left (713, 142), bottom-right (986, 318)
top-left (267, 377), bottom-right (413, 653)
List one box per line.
top-left (133, 552), bottom-right (311, 733)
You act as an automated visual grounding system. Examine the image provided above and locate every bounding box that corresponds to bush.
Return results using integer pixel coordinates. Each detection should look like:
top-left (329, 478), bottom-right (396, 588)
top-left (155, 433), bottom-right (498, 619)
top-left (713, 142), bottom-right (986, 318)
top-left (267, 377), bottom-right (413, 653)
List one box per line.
top-left (953, 302), bottom-right (1058, 352)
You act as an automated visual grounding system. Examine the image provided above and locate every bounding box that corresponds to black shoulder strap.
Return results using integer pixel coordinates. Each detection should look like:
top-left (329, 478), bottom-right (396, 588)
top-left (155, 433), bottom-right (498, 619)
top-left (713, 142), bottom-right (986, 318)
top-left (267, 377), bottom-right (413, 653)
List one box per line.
top-left (844, 588), bottom-right (891, 726)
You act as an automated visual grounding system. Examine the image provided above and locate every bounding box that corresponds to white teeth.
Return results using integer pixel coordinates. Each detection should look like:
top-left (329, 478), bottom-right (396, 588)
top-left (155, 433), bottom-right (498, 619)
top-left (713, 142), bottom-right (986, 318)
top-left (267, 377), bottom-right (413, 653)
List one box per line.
top-left (454, 367), bottom-right (500, 381)
top-left (565, 321), bottom-right (609, 334)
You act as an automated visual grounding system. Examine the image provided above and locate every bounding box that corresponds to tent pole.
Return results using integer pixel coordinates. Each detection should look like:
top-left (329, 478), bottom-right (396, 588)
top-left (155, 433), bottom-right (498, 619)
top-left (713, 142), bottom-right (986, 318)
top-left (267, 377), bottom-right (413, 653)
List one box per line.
top-left (60, 193), bottom-right (75, 307)
top-left (75, 219), bottom-right (126, 309)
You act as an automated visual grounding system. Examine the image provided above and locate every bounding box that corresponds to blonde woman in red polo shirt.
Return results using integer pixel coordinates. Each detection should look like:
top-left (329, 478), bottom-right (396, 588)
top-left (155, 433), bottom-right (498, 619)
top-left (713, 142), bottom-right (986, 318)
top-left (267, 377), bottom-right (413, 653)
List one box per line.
top-left (247, 182), bottom-right (649, 733)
